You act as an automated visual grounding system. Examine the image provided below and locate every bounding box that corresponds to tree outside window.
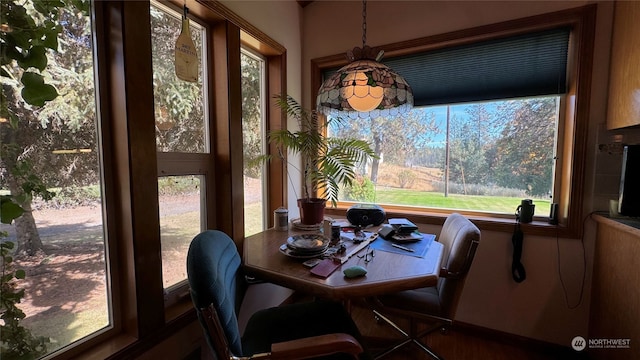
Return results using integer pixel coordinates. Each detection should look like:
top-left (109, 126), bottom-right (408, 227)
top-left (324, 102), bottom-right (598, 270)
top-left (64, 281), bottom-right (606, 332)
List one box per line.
top-left (333, 97), bottom-right (557, 214)
top-left (1, 0), bottom-right (109, 357)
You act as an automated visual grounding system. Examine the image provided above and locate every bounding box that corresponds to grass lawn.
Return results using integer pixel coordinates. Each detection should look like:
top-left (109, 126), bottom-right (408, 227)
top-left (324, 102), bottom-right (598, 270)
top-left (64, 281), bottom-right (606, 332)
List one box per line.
top-left (244, 202), bottom-right (265, 236)
top-left (374, 188), bottom-right (550, 214)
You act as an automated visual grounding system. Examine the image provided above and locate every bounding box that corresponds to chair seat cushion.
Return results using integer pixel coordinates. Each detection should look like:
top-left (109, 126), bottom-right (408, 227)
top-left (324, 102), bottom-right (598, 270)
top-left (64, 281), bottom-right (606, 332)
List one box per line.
top-left (378, 286), bottom-right (444, 318)
top-left (242, 300), bottom-right (370, 359)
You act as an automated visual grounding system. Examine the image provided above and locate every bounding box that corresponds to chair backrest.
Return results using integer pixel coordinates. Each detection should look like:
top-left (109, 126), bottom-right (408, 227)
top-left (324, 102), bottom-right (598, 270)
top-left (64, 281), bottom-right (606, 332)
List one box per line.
top-left (436, 213), bottom-right (480, 318)
top-left (186, 230), bottom-right (247, 357)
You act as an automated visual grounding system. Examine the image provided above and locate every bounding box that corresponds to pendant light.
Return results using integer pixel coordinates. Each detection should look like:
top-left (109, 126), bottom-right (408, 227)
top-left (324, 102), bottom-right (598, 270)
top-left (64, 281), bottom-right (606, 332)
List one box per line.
top-left (316, 0), bottom-right (413, 119)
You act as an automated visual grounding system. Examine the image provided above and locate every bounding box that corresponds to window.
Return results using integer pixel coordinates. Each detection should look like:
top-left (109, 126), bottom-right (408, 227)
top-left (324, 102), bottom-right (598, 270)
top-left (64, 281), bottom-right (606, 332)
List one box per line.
top-left (316, 6), bottom-right (596, 237)
top-left (158, 175), bottom-right (203, 289)
top-left (151, 4), bottom-right (207, 154)
top-left (239, 28), bottom-right (288, 236)
top-left (0, 0), bottom-right (288, 358)
top-left (13, 0), bottom-right (287, 356)
top-left (1, 0), bottom-right (110, 357)
top-left (241, 49), bottom-right (267, 236)
top-left (150, 3), bottom-right (209, 301)
top-left (331, 97), bottom-right (559, 215)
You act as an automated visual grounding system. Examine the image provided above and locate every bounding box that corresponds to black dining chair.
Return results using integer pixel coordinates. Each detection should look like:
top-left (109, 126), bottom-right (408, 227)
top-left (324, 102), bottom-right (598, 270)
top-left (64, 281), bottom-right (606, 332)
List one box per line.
top-left (368, 213), bottom-right (480, 360)
top-left (187, 230), bottom-right (371, 360)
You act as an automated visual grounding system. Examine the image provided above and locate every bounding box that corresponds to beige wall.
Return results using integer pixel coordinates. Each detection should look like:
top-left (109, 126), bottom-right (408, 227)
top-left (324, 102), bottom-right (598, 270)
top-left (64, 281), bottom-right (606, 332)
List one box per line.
top-left (223, 0), bottom-right (639, 347)
top-left (221, 0), bottom-right (304, 214)
top-left (221, 0), bottom-right (302, 98)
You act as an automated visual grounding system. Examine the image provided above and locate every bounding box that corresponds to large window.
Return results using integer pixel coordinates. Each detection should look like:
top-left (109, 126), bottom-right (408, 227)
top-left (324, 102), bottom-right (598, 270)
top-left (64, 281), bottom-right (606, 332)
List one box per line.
top-left (150, 3), bottom-right (208, 300)
top-left (331, 97), bottom-right (559, 216)
top-left (316, 6), bottom-right (595, 237)
top-left (0, 0), bottom-right (288, 358)
top-left (241, 49), bottom-right (267, 236)
top-left (1, 1), bottom-right (109, 357)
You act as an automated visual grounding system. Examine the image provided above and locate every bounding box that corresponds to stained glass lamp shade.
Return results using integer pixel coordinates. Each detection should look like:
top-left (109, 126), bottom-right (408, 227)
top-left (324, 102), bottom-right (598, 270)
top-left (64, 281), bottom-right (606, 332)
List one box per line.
top-left (317, 55), bottom-right (413, 119)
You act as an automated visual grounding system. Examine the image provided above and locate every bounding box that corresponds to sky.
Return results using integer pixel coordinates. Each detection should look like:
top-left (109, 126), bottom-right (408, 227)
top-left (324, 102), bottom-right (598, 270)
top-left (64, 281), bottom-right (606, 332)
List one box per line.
top-left (410, 101), bottom-right (500, 148)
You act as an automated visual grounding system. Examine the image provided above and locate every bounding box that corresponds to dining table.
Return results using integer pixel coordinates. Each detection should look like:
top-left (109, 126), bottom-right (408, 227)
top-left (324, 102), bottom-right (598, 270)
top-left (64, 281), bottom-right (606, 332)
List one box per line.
top-left (242, 226), bottom-right (444, 300)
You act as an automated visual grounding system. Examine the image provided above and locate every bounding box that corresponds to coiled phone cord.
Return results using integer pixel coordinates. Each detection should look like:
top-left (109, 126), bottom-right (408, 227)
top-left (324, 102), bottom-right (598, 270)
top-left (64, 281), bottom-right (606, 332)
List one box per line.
top-left (511, 219), bottom-right (527, 283)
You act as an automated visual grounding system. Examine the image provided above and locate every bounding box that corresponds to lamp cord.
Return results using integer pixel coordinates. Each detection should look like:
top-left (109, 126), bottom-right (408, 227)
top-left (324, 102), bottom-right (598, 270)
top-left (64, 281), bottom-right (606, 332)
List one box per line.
top-left (556, 212), bottom-right (590, 309)
top-left (362, 0), bottom-right (367, 48)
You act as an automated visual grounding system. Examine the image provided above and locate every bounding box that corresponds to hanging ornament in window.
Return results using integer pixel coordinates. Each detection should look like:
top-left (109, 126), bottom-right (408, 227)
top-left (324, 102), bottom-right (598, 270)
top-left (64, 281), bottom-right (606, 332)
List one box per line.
top-left (175, 4), bottom-right (198, 82)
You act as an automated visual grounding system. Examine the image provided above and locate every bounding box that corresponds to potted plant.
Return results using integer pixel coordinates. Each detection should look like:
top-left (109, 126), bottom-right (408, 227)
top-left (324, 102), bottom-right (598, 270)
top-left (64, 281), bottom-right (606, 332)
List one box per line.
top-left (269, 95), bottom-right (377, 225)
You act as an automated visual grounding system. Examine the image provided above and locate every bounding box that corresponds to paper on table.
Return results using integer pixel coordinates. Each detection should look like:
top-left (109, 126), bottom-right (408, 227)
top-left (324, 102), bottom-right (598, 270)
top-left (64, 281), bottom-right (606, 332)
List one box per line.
top-left (370, 233), bottom-right (435, 258)
top-left (339, 230), bottom-right (372, 243)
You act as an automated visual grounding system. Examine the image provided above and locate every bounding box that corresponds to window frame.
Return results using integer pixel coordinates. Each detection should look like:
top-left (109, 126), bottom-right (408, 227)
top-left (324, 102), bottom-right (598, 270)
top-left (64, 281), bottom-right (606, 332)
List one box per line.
top-left (241, 46), bottom-right (270, 235)
top-left (239, 28), bottom-right (289, 242)
top-left (150, 1), bottom-right (213, 304)
top-left (49, 0), bottom-right (288, 358)
top-left (312, 5), bottom-right (596, 238)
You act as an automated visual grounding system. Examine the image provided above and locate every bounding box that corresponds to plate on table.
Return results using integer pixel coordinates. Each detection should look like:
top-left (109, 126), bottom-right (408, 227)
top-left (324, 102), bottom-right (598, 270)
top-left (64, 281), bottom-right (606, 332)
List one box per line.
top-left (290, 217), bottom-right (334, 231)
top-left (279, 244), bottom-right (327, 259)
top-left (287, 234), bottom-right (329, 252)
top-left (280, 234), bottom-right (329, 259)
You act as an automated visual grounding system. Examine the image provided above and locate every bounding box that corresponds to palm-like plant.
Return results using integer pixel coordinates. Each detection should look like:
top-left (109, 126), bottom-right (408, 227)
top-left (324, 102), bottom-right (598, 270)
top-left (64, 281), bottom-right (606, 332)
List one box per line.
top-left (270, 95), bottom-right (377, 208)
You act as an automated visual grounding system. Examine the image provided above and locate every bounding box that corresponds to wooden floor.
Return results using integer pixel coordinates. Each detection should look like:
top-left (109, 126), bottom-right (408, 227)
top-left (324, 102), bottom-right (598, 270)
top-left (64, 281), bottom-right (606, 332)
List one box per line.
top-left (349, 304), bottom-right (589, 360)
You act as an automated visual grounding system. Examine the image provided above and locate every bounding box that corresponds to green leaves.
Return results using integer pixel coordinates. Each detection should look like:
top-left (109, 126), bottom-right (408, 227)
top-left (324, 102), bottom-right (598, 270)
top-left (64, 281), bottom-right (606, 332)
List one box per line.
top-left (14, 269), bottom-right (26, 280)
top-left (271, 95), bottom-right (377, 206)
top-left (318, 137), bottom-right (377, 207)
top-left (0, 196), bottom-right (25, 224)
top-left (10, 160), bottom-right (57, 204)
top-left (1, 1), bottom-right (62, 56)
top-left (20, 71), bottom-right (58, 106)
top-left (0, 2), bottom-right (68, 356)
top-left (1, 199), bottom-right (49, 358)
top-left (33, 0), bottom-right (65, 16)
top-left (18, 45), bottom-right (48, 71)
top-left (0, 234), bottom-right (49, 358)
top-left (2, 0), bottom-right (63, 107)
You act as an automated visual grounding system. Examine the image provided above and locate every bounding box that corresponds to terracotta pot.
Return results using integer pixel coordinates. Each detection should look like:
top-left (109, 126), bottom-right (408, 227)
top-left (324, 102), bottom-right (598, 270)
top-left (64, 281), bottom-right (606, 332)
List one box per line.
top-left (298, 198), bottom-right (326, 225)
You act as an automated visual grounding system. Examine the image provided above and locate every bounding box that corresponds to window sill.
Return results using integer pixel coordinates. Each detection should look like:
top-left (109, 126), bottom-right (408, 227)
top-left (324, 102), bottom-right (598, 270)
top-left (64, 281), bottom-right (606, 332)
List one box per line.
top-left (49, 333), bottom-right (137, 360)
top-left (326, 205), bottom-right (573, 238)
top-left (166, 295), bottom-right (196, 322)
top-left (51, 300), bottom-right (197, 360)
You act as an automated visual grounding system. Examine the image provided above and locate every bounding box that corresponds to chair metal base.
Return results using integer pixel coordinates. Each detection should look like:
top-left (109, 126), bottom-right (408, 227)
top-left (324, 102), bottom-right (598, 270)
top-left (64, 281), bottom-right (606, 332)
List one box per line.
top-left (372, 310), bottom-right (445, 360)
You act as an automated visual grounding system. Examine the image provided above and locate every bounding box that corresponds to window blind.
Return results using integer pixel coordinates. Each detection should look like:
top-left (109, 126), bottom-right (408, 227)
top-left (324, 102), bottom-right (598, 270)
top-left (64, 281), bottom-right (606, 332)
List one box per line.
top-left (323, 27), bottom-right (570, 107)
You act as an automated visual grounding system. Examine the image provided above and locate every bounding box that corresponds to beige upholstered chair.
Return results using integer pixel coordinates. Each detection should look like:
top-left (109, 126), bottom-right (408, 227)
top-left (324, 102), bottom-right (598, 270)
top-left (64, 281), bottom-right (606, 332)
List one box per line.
top-left (370, 213), bottom-right (480, 359)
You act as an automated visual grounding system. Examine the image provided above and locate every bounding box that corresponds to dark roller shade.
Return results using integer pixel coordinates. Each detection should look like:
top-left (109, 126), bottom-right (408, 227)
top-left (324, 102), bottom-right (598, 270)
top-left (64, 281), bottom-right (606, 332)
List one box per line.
top-left (323, 27), bottom-right (570, 107)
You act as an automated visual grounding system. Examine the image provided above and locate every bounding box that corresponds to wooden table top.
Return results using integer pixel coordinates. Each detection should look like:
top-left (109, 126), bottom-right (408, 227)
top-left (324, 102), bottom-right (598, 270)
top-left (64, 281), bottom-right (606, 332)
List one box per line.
top-left (243, 228), bottom-right (444, 300)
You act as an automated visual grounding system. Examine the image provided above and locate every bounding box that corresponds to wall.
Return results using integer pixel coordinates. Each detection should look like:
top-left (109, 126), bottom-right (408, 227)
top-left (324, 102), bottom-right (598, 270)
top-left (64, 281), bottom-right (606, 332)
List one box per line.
top-left (302, 0), bottom-right (617, 347)
top-left (221, 0), bottom-right (304, 216)
top-left (221, 0), bottom-right (302, 97)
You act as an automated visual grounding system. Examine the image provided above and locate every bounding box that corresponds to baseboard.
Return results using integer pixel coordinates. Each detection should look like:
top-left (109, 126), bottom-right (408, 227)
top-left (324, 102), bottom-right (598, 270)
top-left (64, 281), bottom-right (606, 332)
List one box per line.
top-left (452, 321), bottom-right (589, 359)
